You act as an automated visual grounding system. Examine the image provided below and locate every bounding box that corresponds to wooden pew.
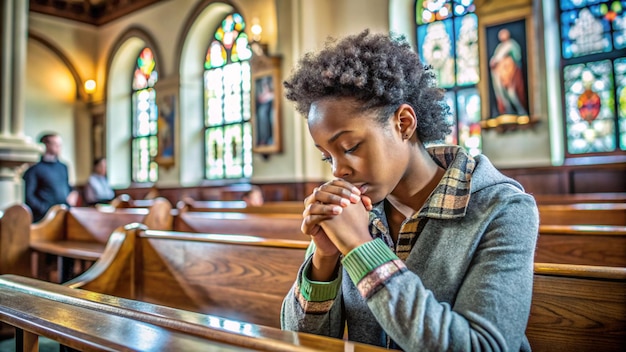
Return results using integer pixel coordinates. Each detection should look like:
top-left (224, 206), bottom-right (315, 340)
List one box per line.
top-left (177, 197), bottom-right (304, 214)
top-left (65, 224), bottom-right (309, 329)
top-left (533, 192), bottom-right (626, 205)
top-left (174, 210), bottom-right (307, 241)
top-left (528, 263), bottom-right (626, 352)
top-left (65, 225), bottom-right (626, 351)
top-left (538, 203), bottom-right (626, 225)
top-left (30, 197), bottom-right (173, 282)
top-left (0, 204), bottom-right (33, 340)
top-left (536, 224), bottom-right (626, 266)
top-left (0, 274), bottom-right (389, 351)
top-left (0, 204), bottom-right (32, 277)
top-left (106, 193), bottom-right (157, 208)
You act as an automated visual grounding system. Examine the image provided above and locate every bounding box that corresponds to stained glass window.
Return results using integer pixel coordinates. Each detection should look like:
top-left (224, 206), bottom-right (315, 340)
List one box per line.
top-left (131, 47), bottom-right (159, 183)
top-left (204, 13), bottom-right (253, 180)
top-left (559, 0), bottom-right (626, 155)
top-left (415, 0), bottom-right (482, 156)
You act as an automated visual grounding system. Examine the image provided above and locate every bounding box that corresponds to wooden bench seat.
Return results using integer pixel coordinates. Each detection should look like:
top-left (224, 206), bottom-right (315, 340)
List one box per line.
top-left (538, 203), bottom-right (626, 225)
top-left (29, 240), bottom-right (106, 261)
top-left (536, 224), bottom-right (626, 266)
top-left (174, 210), bottom-right (307, 241)
top-left (0, 274), bottom-right (389, 351)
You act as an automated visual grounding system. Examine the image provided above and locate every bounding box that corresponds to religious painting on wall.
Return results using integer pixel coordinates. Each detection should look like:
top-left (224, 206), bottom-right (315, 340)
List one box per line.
top-left (251, 55), bottom-right (282, 155)
top-left (485, 19), bottom-right (529, 120)
top-left (478, 4), bottom-right (539, 131)
top-left (155, 93), bottom-right (176, 169)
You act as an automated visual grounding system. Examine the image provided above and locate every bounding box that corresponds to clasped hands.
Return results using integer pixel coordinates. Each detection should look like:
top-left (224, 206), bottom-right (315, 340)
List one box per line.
top-left (302, 179), bottom-right (374, 259)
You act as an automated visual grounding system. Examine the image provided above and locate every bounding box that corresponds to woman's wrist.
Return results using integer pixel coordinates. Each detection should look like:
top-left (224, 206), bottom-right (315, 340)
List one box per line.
top-left (310, 251), bottom-right (341, 282)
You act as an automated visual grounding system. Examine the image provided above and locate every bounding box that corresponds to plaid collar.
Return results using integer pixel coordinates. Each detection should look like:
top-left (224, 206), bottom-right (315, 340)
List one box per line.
top-left (368, 146), bottom-right (475, 249)
top-left (418, 145), bottom-right (475, 219)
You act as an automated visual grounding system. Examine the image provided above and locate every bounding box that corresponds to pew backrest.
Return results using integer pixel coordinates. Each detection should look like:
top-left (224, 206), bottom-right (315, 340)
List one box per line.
top-left (174, 211), bottom-right (307, 241)
top-left (528, 263), bottom-right (626, 352)
top-left (67, 226), bottom-right (309, 328)
top-left (31, 197), bottom-right (173, 244)
top-left (107, 193), bottom-right (157, 209)
top-left (177, 198), bottom-right (304, 214)
top-left (538, 202), bottom-right (626, 225)
top-left (535, 224), bottom-right (626, 266)
top-left (533, 192), bottom-right (626, 205)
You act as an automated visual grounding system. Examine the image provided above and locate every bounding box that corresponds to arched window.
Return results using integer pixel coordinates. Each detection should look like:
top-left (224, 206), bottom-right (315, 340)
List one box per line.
top-left (131, 47), bottom-right (159, 182)
top-left (415, 0), bottom-right (482, 156)
top-left (204, 13), bottom-right (253, 180)
top-left (558, 0), bottom-right (626, 156)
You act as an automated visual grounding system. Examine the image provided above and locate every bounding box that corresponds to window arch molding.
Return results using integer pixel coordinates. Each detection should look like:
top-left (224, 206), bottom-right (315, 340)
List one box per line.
top-left (105, 27), bottom-right (164, 188)
top-left (176, 1), bottom-right (252, 185)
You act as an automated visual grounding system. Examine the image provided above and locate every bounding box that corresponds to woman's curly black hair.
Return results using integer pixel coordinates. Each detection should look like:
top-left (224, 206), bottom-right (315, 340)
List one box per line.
top-left (283, 30), bottom-right (452, 143)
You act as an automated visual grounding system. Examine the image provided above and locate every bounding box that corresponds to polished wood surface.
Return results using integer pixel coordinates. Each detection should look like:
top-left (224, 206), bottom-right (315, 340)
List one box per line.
top-left (528, 263), bottom-right (626, 351)
top-left (535, 224), bottom-right (626, 266)
top-left (538, 203), bottom-right (626, 225)
top-left (500, 161), bottom-right (626, 194)
top-left (59, 222), bottom-right (626, 350)
top-left (29, 240), bottom-right (105, 261)
top-left (66, 225), bottom-right (309, 328)
top-left (0, 204), bottom-right (32, 277)
top-left (533, 192), bottom-right (626, 205)
top-left (1, 274), bottom-right (390, 351)
top-left (30, 198), bottom-right (173, 282)
top-left (174, 211), bottom-right (307, 241)
top-left (178, 198), bottom-right (305, 214)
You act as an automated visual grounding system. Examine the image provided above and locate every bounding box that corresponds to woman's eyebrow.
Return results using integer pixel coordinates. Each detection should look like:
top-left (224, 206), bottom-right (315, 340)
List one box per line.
top-left (328, 130), bottom-right (352, 143)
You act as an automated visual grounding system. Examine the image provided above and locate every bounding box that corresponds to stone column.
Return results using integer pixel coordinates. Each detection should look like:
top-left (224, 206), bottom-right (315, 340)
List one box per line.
top-left (0, 0), bottom-right (41, 209)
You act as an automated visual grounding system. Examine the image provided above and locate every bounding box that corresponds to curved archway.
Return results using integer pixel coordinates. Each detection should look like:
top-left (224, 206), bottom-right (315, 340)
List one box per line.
top-left (29, 32), bottom-right (85, 101)
top-left (176, 1), bottom-right (241, 186)
top-left (105, 26), bottom-right (163, 188)
top-left (24, 32), bottom-right (89, 183)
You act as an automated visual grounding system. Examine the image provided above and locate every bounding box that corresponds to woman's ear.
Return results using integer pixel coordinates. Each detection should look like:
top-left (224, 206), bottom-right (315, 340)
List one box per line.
top-left (395, 104), bottom-right (417, 140)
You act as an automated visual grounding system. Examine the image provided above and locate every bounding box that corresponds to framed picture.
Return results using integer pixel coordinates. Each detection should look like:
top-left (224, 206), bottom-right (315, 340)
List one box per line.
top-left (479, 8), bottom-right (536, 129)
top-left (251, 55), bottom-right (282, 154)
top-left (155, 93), bottom-right (176, 168)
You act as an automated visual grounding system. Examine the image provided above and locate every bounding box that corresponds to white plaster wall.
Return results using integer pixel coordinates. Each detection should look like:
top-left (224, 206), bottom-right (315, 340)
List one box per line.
top-left (24, 40), bottom-right (78, 185)
top-left (27, 14), bottom-right (98, 184)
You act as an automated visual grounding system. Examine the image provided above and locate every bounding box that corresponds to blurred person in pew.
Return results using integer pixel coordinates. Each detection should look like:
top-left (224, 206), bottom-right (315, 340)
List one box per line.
top-left (242, 185), bottom-right (264, 206)
top-left (23, 132), bottom-right (78, 222)
top-left (280, 30), bottom-right (539, 351)
top-left (84, 157), bottom-right (115, 206)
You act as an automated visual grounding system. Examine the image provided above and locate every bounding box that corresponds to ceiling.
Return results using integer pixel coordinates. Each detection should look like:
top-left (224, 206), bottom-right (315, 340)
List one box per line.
top-left (29, 0), bottom-right (168, 26)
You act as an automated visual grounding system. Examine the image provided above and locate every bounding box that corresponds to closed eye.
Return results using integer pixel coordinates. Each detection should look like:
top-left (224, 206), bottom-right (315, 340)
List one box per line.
top-left (321, 155), bottom-right (332, 164)
top-left (345, 143), bottom-right (360, 154)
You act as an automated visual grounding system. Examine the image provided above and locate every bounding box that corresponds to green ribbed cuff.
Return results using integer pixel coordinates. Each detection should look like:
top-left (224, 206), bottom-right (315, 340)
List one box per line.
top-left (342, 239), bottom-right (397, 285)
top-left (299, 260), bottom-right (342, 302)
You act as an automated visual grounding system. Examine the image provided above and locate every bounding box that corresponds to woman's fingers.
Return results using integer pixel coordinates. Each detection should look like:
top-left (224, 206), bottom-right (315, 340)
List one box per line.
top-left (361, 195), bottom-right (373, 211)
top-left (301, 213), bottom-right (335, 235)
top-left (312, 182), bottom-right (361, 206)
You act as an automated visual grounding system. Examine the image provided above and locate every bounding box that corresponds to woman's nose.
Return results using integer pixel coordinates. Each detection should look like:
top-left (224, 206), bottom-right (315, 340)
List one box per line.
top-left (332, 158), bottom-right (351, 178)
